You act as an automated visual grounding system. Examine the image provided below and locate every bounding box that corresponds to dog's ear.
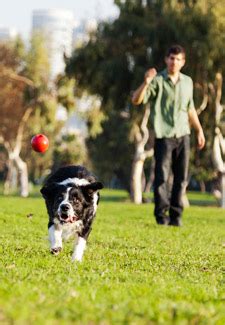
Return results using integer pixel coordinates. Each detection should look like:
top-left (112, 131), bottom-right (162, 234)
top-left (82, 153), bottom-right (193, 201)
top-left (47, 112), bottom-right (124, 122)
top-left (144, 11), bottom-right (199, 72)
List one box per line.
top-left (81, 182), bottom-right (103, 196)
top-left (40, 183), bottom-right (58, 199)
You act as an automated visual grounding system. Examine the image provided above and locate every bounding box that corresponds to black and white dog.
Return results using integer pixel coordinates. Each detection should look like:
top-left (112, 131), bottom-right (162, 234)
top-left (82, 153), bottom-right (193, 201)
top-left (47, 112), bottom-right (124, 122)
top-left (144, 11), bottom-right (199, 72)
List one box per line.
top-left (40, 165), bottom-right (103, 262)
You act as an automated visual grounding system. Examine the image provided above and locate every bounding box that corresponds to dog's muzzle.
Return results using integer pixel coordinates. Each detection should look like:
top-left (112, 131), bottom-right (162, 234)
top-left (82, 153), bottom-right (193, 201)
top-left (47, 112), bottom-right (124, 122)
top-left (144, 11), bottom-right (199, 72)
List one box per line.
top-left (59, 203), bottom-right (78, 224)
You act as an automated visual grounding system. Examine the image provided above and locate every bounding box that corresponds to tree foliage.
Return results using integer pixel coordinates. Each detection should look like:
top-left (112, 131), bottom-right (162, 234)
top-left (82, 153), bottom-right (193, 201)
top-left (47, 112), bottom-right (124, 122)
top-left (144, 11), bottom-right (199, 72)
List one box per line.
top-left (52, 132), bottom-right (88, 172)
top-left (66, 0), bottom-right (225, 190)
top-left (0, 41), bottom-right (29, 145)
top-left (0, 34), bottom-right (77, 192)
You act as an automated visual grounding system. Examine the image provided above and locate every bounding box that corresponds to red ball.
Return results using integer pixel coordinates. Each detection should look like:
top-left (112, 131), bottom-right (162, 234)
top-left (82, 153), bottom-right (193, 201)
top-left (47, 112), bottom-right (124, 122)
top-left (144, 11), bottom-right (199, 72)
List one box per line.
top-left (31, 134), bottom-right (49, 153)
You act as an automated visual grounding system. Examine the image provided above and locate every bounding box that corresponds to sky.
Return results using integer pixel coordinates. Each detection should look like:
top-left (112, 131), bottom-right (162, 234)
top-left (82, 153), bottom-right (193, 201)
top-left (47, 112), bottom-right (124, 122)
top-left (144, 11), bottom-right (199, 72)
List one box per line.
top-left (0, 0), bottom-right (119, 39)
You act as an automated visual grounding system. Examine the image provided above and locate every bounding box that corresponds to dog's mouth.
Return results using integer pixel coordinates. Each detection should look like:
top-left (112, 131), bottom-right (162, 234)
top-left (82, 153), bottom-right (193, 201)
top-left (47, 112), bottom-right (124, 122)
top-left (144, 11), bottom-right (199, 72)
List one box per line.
top-left (59, 214), bottom-right (79, 224)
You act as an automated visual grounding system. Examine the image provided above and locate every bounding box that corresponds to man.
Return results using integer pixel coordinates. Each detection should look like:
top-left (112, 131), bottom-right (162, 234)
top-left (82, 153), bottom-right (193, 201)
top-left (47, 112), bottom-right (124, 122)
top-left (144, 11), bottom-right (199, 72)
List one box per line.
top-left (132, 45), bottom-right (205, 226)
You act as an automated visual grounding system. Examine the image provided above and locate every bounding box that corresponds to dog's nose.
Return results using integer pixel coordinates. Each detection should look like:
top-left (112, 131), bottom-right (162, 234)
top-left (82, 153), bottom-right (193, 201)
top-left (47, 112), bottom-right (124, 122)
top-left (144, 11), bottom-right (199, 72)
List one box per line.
top-left (60, 203), bottom-right (70, 212)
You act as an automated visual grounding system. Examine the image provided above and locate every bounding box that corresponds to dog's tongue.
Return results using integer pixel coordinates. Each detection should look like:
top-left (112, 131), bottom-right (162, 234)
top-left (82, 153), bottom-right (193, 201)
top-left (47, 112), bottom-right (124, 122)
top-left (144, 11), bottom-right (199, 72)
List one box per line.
top-left (69, 216), bottom-right (78, 223)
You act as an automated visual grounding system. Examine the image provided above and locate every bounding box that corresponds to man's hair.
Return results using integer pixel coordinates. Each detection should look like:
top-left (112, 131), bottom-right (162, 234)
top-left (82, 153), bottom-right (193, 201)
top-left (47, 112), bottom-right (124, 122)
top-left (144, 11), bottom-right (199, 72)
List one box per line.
top-left (166, 45), bottom-right (186, 58)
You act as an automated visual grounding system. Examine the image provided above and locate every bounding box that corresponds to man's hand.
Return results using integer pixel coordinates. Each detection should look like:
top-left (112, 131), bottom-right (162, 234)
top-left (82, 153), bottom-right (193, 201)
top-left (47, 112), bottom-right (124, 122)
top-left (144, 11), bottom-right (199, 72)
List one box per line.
top-left (132, 68), bottom-right (157, 105)
top-left (188, 108), bottom-right (205, 150)
top-left (144, 68), bottom-right (157, 85)
top-left (197, 129), bottom-right (205, 150)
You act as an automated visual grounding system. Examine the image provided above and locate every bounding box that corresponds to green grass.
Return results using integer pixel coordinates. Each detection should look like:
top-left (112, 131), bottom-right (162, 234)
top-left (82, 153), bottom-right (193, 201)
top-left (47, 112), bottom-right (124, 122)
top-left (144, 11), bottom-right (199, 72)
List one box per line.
top-left (0, 190), bottom-right (224, 324)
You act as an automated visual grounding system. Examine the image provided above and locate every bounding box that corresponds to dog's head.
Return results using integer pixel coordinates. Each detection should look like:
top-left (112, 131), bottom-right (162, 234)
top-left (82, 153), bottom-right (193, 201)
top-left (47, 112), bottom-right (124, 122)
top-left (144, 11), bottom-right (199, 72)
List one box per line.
top-left (40, 181), bottom-right (103, 224)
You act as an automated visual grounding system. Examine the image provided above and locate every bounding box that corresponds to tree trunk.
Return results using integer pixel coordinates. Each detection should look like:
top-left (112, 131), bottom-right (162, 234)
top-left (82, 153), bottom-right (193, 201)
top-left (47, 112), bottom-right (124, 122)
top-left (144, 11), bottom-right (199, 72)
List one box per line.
top-left (15, 155), bottom-right (29, 197)
top-left (144, 158), bottom-right (155, 193)
top-left (130, 157), bottom-right (145, 204)
top-left (3, 153), bottom-right (29, 197)
top-left (212, 128), bottom-right (225, 207)
top-left (2, 107), bottom-right (32, 197)
top-left (3, 157), bottom-right (18, 195)
top-left (130, 105), bottom-right (154, 204)
top-left (182, 192), bottom-right (190, 208)
top-left (199, 180), bottom-right (206, 193)
top-left (220, 173), bottom-right (225, 208)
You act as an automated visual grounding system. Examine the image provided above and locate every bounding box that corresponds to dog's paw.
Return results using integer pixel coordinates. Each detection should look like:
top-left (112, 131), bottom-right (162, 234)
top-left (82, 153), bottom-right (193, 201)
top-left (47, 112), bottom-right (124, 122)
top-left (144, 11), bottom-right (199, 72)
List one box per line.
top-left (71, 254), bottom-right (82, 263)
top-left (50, 247), bottom-right (62, 255)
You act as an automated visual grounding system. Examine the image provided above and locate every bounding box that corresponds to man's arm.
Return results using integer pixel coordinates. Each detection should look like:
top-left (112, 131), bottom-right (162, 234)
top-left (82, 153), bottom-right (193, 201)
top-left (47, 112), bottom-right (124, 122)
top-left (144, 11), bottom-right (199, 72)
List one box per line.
top-left (132, 68), bottom-right (157, 105)
top-left (188, 108), bottom-right (205, 150)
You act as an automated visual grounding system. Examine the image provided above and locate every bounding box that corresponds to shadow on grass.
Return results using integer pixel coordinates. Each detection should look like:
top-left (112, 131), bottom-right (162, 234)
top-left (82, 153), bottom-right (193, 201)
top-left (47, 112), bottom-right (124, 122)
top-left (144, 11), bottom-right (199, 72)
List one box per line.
top-left (101, 190), bottom-right (130, 202)
top-left (100, 196), bottom-right (129, 202)
top-left (0, 192), bottom-right (41, 199)
top-left (187, 192), bottom-right (218, 207)
top-left (188, 199), bottom-right (218, 207)
top-left (0, 187), bottom-right (219, 207)
top-left (0, 189), bottom-right (130, 202)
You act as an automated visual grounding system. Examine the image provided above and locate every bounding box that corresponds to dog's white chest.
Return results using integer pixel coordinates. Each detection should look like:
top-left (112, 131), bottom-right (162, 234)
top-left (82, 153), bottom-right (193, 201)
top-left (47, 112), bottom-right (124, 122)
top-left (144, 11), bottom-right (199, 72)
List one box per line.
top-left (62, 220), bottom-right (83, 241)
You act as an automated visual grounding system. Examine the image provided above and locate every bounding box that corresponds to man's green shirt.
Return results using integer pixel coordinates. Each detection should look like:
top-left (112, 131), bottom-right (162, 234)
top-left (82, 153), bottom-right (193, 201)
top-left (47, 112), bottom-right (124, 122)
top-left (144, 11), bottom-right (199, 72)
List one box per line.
top-left (143, 69), bottom-right (194, 138)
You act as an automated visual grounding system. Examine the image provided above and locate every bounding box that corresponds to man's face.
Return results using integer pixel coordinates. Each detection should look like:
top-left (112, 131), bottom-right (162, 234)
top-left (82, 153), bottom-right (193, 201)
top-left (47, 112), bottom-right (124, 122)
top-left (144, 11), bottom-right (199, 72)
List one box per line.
top-left (165, 53), bottom-right (185, 74)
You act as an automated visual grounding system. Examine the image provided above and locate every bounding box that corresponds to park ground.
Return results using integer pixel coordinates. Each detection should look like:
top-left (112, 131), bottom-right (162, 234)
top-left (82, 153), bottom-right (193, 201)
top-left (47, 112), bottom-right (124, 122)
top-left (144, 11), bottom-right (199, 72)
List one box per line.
top-left (0, 189), bottom-right (225, 324)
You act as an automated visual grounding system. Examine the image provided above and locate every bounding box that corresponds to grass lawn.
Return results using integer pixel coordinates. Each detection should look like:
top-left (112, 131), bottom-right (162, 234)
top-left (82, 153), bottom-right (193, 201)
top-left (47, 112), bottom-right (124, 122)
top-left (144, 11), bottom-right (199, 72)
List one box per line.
top-left (0, 189), bottom-right (225, 324)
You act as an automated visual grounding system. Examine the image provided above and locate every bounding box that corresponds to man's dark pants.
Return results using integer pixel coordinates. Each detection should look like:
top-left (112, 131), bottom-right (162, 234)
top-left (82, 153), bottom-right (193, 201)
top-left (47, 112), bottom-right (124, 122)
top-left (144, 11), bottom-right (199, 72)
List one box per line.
top-left (154, 135), bottom-right (190, 225)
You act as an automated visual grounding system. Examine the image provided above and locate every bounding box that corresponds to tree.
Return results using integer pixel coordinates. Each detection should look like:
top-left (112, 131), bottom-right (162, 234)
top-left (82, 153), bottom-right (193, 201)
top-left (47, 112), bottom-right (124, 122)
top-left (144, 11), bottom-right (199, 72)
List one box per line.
top-left (66, 0), bottom-right (225, 202)
top-left (130, 105), bottom-right (154, 202)
top-left (52, 131), bottom-right (88, 172)
top-left (0, 40), bottom-right (35, 196)
top-left (66, 1), bottom-right (155, 198)
top-left (0, 31), bottom-right (86, 196)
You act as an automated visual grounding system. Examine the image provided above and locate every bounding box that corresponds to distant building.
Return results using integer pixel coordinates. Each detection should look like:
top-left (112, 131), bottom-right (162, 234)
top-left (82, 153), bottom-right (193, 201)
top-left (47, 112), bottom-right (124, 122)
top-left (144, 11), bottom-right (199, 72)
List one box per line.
top-left (0, 27), bottom-right (18, 42)
top-left (32, 9), bottom-right (74, 79)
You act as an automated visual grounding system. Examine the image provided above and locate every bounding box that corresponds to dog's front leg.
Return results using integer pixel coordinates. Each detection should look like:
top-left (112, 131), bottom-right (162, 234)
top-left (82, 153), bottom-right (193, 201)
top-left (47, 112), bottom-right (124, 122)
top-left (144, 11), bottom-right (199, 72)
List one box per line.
top-left (72, 236), bottom-right (86, 262)
top-left (48, 224), bottom-right (63, 255)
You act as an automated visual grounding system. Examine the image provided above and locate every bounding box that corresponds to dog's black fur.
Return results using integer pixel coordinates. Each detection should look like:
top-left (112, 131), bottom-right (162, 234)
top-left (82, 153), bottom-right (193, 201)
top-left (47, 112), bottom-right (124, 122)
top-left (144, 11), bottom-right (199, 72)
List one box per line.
top-left (40, 165), bottom-right (103, 260)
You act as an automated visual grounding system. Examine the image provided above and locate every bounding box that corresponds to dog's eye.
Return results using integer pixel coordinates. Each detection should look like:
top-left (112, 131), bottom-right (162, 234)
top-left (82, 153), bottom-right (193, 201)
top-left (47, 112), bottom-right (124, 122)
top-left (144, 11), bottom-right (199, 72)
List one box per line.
top-left (73, 197), bottom-right (80, 204)
top-left (57, 196), bottom-right (63, 202)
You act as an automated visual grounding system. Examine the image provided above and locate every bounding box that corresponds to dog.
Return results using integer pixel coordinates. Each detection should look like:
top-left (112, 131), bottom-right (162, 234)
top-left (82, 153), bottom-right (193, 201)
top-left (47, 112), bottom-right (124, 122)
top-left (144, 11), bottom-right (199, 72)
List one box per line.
top-left (40, 165), bottom-right (103, 262)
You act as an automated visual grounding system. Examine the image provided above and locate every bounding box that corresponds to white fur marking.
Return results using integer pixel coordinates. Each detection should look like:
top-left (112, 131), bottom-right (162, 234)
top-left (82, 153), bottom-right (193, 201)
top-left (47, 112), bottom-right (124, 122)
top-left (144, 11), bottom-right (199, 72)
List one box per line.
top-left (58, 188), bottom-right (74, 219)
top-left (59, 177), bottom-right (90, 186)
top-left (93, 192), bottom-right (98, 214)
top-left (53, 217), bottom-right (60, 225)
top-left (48, 225), bottom-right (63, 249)
top-left (72, 237), bottom-right (86, 262)
top-left (62, 220), bottom-right (84, 241)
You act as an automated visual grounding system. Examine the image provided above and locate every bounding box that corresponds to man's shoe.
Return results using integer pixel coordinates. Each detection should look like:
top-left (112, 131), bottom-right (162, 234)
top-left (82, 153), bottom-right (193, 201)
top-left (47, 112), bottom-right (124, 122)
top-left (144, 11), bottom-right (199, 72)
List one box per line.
top-left (168, 219), bottom-right (182, 227)
top-left (156, 217), bottom-right (170, 226)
